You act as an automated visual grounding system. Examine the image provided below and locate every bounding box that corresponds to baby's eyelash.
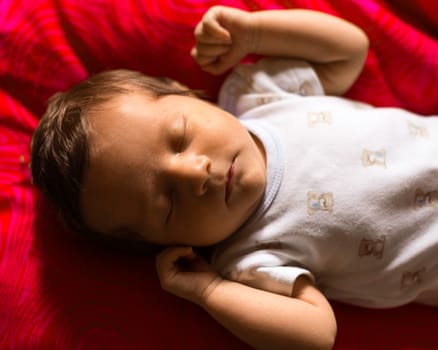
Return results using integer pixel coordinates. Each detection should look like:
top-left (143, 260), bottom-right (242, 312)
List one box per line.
top-left (177, 116), bottom-right (188, 153)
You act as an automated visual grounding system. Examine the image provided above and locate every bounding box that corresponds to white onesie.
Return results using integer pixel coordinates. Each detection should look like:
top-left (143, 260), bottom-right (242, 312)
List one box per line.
top-left (211, 58), bottom-right (438, 308)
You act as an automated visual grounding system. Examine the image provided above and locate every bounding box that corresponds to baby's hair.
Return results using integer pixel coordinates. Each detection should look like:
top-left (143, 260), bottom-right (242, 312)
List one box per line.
top-left (31, 69), bottom-right (199, 238)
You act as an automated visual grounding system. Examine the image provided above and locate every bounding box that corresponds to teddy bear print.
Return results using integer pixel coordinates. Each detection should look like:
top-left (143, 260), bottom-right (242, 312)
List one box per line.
top-left (298, 80), bottom-right (314, 96)
top-left (414, 188), bottom-right (438, 209)
top-left (400, 269), bottom-right (426, 289)
top-left (307, 192), bottom-right (334, 215)
top-left (256, 94), bottom-right (284, 106)
top-left (307, 111), bottom-right (332, 127)
top-left (224, 68), bottom-right (256, 96)
top-left (358, 236), bottom-right (386, 259)
top-left (361, 149), bottom-right (387, 168)
top-left (407, 121), bottom-right (429, 138)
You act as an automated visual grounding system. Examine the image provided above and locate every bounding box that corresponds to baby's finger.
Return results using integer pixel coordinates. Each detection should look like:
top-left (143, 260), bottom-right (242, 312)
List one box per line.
top-left (200, 53), bottom-right (237, 76)
top-left (195, 42), bottom-right (231, 58)
top-left (202, 6), bottom-right (232, 40)
top-left (191, 47), bottom-right (219, 67)
top-left (194, 22), bottom-right (231, 45)
top-left (201, 63), bottom-right (227, 76)
top-left (156, 246), bottom-right (194, 276)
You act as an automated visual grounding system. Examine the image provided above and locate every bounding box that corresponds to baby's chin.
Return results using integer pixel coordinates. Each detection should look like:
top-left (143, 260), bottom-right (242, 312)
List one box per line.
top-left (184, 227), bottom-right (236, 247)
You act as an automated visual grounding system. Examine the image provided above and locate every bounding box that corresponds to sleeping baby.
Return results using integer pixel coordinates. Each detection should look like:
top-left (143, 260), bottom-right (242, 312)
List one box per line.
top-left (30, 6), bottom-right (438, 350)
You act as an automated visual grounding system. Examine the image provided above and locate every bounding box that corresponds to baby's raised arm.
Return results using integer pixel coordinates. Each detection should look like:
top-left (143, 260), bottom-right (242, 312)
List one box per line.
top-left (192, 6), bottom-right (369, 95)
top-left (157, 247), bottom-right (336, 350)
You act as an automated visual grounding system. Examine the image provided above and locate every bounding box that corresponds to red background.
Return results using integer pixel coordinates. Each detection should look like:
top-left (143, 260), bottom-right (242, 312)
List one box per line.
top-left (1, 0), bottom-right (437, 349)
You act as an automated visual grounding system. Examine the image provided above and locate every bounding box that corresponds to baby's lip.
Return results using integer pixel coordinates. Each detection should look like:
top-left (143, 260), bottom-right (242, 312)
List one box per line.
top-left (225, 158), bottom-right (235, 202)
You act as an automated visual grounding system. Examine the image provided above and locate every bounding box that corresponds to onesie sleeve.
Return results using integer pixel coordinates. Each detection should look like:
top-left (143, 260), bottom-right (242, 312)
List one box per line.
top-left (220, 251), bottom-right (315, 297)
top-left (218, 57), bottom-right (324, 117)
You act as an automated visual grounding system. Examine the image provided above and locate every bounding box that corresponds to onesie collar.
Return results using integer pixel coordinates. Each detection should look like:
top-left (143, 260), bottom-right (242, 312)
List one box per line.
top-left (239, 119), bottom-right (285, 229)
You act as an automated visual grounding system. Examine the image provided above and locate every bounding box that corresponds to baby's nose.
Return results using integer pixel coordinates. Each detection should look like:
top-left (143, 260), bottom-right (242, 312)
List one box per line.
top-left (170, 153), bottom-right (210, 196)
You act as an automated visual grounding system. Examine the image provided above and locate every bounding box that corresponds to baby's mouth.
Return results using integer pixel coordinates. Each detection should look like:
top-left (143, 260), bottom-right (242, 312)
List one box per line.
top-left (225, 158), bottom-right (235, 202)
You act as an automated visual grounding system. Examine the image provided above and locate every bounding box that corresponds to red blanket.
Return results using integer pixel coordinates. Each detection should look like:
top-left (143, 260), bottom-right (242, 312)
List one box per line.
top-left (1, 0), bottom-right (437, 349)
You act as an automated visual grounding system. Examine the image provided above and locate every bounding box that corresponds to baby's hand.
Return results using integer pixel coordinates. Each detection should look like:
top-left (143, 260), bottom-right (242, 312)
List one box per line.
top-left (156, 246), bottom-right (222, 305)
top-left (191, 6), bottom-right (255, 75)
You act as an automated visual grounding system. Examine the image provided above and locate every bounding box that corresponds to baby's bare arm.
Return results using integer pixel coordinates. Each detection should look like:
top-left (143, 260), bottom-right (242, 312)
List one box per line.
top-left (192, 6), bottom-right (369, 95)
top-left (156, 247), bottom-right (336, 350)
top-left (202, 275), bottom-right (336, 350)
top-left (251, 9), bottom-right (368, 95)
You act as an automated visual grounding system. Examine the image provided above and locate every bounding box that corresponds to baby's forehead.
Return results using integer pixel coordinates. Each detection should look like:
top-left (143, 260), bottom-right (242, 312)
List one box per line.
top-left (90, 90), bottom-right (154, 114)
top-left (85, 91), bottom-right (153, 132)
top-left (83, 91), bottom-right (165, 162)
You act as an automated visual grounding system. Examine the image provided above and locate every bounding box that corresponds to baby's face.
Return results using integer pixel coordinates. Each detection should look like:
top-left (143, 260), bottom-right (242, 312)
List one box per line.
top-left (80, 92), bottom-right (266, 246)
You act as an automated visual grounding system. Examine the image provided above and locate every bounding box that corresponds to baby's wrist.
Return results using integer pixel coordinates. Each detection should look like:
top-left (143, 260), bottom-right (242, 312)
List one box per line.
top-left (247, 12), bottom-right (261, 54)
top-left (198, 275), bottom-right (224, 306)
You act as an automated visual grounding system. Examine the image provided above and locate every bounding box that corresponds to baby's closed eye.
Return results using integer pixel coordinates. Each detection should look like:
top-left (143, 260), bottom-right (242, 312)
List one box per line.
top-left (169, 114), bottom-right (188, 154)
